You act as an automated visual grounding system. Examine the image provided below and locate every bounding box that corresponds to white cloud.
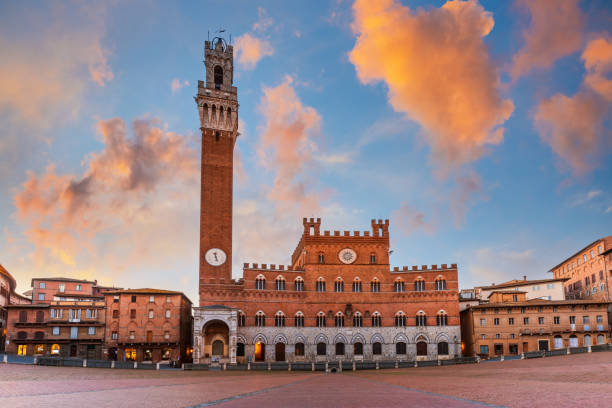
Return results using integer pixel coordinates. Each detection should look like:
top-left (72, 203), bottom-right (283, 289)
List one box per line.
top-left (171, 78), bottom-right (190, 94)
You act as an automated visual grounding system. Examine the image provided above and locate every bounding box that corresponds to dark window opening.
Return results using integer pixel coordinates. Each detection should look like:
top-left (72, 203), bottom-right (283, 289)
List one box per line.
top-left (354, 342), bottom-right (363, 355)
top-left (372, 342), bottom-right (382, 355)
top-left (214, 66), bottom-right (223, 89)
top-left (316, 342), bottom-right (326, 356)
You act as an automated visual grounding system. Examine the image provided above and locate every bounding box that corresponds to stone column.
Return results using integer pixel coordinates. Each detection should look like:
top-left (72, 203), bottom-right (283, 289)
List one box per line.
top-left (229, 333), bottom-right (237, 364)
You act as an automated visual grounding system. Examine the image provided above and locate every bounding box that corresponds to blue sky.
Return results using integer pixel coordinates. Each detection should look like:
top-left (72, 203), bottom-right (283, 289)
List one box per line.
top-left (1, 0), bottom-right (611, 303)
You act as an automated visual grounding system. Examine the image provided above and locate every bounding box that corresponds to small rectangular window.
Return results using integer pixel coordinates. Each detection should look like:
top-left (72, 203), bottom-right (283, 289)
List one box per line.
top-left (39, 282), bottom-right (46, 289)
top-left (112, 310), bottom-right (119, 318)
top-left (113, 295), bottom-right (119, 303)
top-left (112, 331), bottom-right (118, 340)
top-left (52, 326), bottom-right (60, 335)
top-left (129, 331), bottom-right (135, 339)
top-left (149, 295), bottom-right (154, 303)
top-left (148, 310), bottom-right (154, 319)
top-left (165, 309), bottom-right (171, 318)
top-left (59, 284), bottom-right (65, 293)
top-left (370, 254), bottom-right (376, 264)
top-left (480, 318), bottom-right (486, 326)
top-left (38, 293), bottom-right (45, 301)
top-left (88, 327), bottom-right (95, 335)
top-left (569, 316), bottom-right (576, 324)
top-left (131, 295), bottom-right (137, 303)
top-left (523, 317), bottom-right (529, 325)
top-left (538, 317), bottom-right (545, 324)
top-left (494, 318), bottom-right (500, 325)
top-left (130, 309), bottom-right (136, 319)
top-left (508, 318), bottom-right (514, 325)
top-left (553, 316), bottom-right (560, 324)
top-left (76, 284), bottom-right (82, 291)
top-left (166, 296), bottom-right (171, 303)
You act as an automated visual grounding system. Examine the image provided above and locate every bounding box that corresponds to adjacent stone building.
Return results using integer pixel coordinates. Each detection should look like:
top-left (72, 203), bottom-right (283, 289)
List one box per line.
top-left (461, 291), bottom-right (610, 358)
top-left (192, 38), bottom-right (461, 365)
top-left (103, 289), bottom-right (193, 363)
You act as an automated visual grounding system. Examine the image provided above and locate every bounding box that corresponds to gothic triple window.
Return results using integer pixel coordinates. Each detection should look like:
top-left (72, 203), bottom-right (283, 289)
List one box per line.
top-left (394, 279), bottom-right (405, 292)
top-left (334, 278), bottom-right (344, 293)
top-left (435, 276), bottom-right (447, 291)
top-left (255, 275), bottom-right (266, 290)
top-left (371, 312), bottom-right (382, 327)
top-left (335, 312), bottom-right (344, 327)
top-left (294, 312), bottom-right (304, 327)
top-left (316, 312), bottom-right (326, 328)
top-left (255, 311), bottom-right (265, 327)
top-left (416, 311), bottom-right (427, 327)
top-left (395, 312), bottom-right (406, 327)
top-left (316, 278), bottom-right (326, 292)
top-left (436, 311), bottom-right (448, 326)
top-left (275, 311), bottom-right (285, 327)
top-left (294, 277), bottom-right (304, 291)
top-left (353, 312), bottom-right (362, 327)
top-left (352, 278), bottom-right (362, 293)
top-left (414, 278), bottom-right (426, 292)
top-left (275, 276), bottom-right (286, 291)
top-left (370, 278), bottom-right (380, 293)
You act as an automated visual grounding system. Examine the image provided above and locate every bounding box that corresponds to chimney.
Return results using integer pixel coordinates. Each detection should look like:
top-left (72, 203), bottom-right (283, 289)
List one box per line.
top-left (523, 275), bottom-right (527, 281)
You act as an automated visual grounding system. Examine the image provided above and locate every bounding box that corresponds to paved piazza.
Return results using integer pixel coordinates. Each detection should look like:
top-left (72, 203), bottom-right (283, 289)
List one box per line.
top-left (0, 353), bottom-right (611, 408)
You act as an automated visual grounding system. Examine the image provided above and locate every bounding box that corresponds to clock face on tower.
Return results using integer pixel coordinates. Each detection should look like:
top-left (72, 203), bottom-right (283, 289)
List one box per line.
top-left (205, 248), bottom-right (227, 266)
top-left (338, 248), bottom-right (357, 264)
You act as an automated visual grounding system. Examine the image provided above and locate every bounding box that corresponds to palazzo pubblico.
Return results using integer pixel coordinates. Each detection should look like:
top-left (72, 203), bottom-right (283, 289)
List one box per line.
top-left (192, 38), bottom-right (461, 364)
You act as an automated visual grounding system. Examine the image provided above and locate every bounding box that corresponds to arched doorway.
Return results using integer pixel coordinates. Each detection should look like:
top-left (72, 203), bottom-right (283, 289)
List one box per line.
top-left (275, 343), bottom-right (285, 361)
top-left (416, 341), bottom-right (428, 356)
top-left (255, 341), bottom-right (266, 361)
top-left (203, 320), bottom-right (229, 359)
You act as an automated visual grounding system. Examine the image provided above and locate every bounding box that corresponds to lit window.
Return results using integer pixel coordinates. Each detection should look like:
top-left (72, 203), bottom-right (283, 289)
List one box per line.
top-left (51, 344), bottom-right (60, 355)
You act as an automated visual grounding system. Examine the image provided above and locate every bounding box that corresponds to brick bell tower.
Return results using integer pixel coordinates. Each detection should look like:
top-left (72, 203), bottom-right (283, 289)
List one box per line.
top-left (195, 37), bottom-right (238, 303)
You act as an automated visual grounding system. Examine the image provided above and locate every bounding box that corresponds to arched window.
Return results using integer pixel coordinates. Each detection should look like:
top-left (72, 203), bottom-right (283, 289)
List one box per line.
top-left (335, 342), bottom-right (345, 355)
top-left (370, 253), bottom-right (376, 264)
top-left (438, 341), bottom-right (449, 355)
top-left (238, 311), bottom-right (246, 327)
top-left (435, 276), bottom-right (447, 291)
top-left (294, 277), bottom-right (304, 291)
top-left (394, 278), bottom-right (405, 292)
top-left (255, 311), bottom-right (265, 327)
top-left (396, 342), bottom-right (407, 355)
top-left (295, 342), bottom-right (305, 356)
top-left (597, 334), bottom-right (605, 344)
top-left (395, 311), bottom-right (406, 327)
top-left (370, 277), bottom-right (380, 292)
top-left (294, 311), bottom-right (304, 327)
top-left (255, 275), bottom-right (266, 290)
top-left (316, 277), bottom-right (326, 292)
top-left (275, 311), bottom-right (286, 327)
top-left (214, 65), bottom-right (223, 89)
top-left (316, 312), bottom-right (326, 328)
top-left (372, 342), bottom-right (382, 355)
top-left (34, 331), bottom-right (44, 340)
top-left (354, 342), bottom-right (363, 355)
top-left (436, 310), bottom-right (448, 326)
top-left (414, 277), bottom-right (425, 292)
top-left (275, 275), bottom-right (286, 291)
top-left (353, 311), bottom-right (362, 327)
top-left (17, 331), bottom-right (27, 340)
top-left (334, 278), bottom-right (344, 293)
top-left (417, 340), bottom-right (428, 356)
top-left (352, 277), bottom-right (362, 293)
top-left (317, 342), bottom-right (326, 356)
top-left (371, 311), bottom-right (382, 327)
top-left (335, 312), bottom-right (344, 327)
top-left (318, 252), bottom-right (325, 264)
top-left (584, 334), bottom-right (591, 347)
top-left (416, 311), bottom-right (427, 327)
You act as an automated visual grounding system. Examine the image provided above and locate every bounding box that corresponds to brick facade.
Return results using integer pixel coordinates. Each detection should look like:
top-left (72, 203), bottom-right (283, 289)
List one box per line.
top-left (550, 236), bottom-right (612, 301)
top-left (193, 38), bottom-right (461, 364)
top-left (103, 289), bottom-right (193, 363)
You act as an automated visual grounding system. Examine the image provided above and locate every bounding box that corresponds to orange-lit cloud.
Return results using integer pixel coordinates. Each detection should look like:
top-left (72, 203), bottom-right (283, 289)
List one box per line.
top-left (582, 36), bottom-right (612, 101)
top-left (349, 0), bottom-right (513, 171)
top-left (0, 2), bottom-right (113, 125)
top-left (14, 117), bottom-right (199, 268)
top-left (257, 76), bottom-right (322, 216)
top-left (510, 0), bottom-right (584, 80)
top-left (533, 36), bottom-right (612, 175)
top-left (392, 203), bottom-right (435, 236)
top-left (234, 33), bottom-right (274, 70)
